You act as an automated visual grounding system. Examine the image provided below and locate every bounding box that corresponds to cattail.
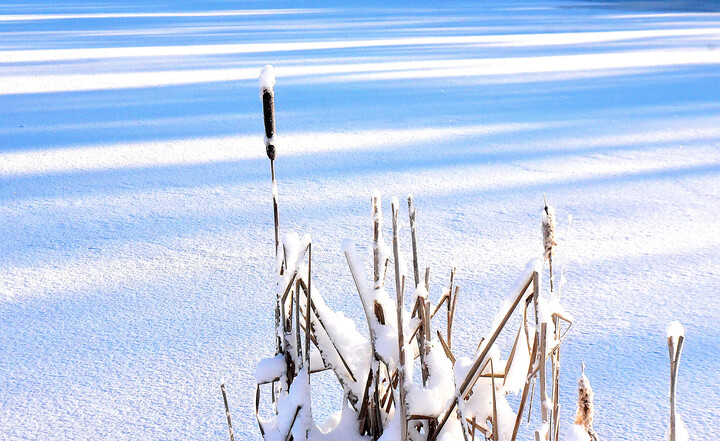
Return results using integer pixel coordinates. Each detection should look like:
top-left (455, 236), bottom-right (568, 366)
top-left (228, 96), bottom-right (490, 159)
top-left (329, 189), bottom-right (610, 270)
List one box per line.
top-left (259, 65), bottom-right (277, 161)
top-left (542, 196), bottom-right (557, 261)
top-left (574, 363), bottom-right (599, 441)
top-left (542, 195), bottom-right (557, 292)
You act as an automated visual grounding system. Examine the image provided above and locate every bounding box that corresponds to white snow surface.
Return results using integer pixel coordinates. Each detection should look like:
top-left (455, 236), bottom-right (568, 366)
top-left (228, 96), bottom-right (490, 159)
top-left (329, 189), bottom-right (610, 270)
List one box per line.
top-left (1, 0), bottom-right (719, 440)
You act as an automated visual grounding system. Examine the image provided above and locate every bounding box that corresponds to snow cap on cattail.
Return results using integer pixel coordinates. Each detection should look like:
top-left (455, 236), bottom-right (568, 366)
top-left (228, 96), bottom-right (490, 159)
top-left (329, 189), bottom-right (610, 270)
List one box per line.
top-left (259, 64), bottom-right (276, 93)
top-left (575, 363), bottom-right (599, 440)
top-left (542, 195), bottom-right (557, 261)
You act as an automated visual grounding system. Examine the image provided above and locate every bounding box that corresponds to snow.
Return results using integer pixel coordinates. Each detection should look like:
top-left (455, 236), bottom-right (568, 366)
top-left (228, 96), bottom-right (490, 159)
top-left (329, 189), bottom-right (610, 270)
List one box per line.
top-left (254, 355), bottom-right (286, 384)
top-left (1, 0), bottom-right (720, 440)
top-left (565, 425), bottom-right (591, 441)
top-left (259, 65), bottom-right (276, 92)
top-left (667, 320), bottom-right (685, 341)
top-left (666, 414), bottom-right (690, 441)
top-left (503, 324), bottom-right (531, 395)
top-left (406, 342), bottom-right (455, 417)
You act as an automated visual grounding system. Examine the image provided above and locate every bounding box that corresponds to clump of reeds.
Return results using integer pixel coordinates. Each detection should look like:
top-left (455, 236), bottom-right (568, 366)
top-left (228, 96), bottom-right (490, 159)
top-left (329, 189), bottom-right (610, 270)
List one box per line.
top-left (219, 65), bottom-right (691, 441)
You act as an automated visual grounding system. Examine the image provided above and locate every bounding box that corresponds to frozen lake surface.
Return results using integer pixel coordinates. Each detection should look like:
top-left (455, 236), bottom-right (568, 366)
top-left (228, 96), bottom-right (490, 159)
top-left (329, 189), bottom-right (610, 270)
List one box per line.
top-left (1, 1), bottom-right (719, 439)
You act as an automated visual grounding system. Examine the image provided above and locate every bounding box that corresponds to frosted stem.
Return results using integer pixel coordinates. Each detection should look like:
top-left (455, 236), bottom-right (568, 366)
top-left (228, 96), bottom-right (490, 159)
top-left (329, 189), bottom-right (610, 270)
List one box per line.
top-left (391, 200), bottom-right (408, 441)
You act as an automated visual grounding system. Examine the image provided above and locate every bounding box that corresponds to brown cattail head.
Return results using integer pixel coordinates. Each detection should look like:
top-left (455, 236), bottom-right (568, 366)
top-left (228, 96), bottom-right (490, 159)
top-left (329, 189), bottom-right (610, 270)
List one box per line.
top-left (542, 199), bottom-right (557, 261)
top-left (259, 65), bottom-right (276, 160)
top-left (575, 363), bottom-right (596, 433)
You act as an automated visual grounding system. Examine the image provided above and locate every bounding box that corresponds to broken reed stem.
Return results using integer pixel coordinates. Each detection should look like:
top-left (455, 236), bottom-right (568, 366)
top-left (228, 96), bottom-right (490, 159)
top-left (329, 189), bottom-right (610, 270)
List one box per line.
top-left (448, 285), bottom-right (459, 349)
top-left (391, 200), bottom-right (408, 441)
top-left (431, 292), bottom-right (449, 319)
top-left (221, 384), bottom-right (236, 441)
top-left (408, 195), bottom-right (420, 288)
top-left (423, 302), bottom-right (431, 384)
top-left (491, 359), bottom-right (500, 441)
top-left (280, 246), bottom-right (295, 389)
top-left (414, 299), bottom-right (430, 386)
top-left (551, 320), bottom-right (562, 441)
top-left (668, 334), bottom-right (685, 441)
top-left (441, 268), bottom-right (456, 349)
top-left (283, 406), bottom-right (302, 441)
top-left (255, 385), bottom-right (267, 436)
top-left (528, 380), bottom-right (536, 423)
top-left (305, 244), bottom-right (312, 394)
top-left (295, 280), bottom-right (303, 365)
top-left (437, 330), bottom-right (456, 364)
top-left (372, 193), bottom-right (388, 290)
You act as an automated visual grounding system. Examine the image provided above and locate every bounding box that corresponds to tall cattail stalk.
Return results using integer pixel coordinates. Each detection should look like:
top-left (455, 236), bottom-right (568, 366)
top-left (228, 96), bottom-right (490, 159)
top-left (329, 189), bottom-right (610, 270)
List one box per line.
top-left (260, 65), bottom-right (279, 255)
top-left (261, 65), bottom-right (284, 373)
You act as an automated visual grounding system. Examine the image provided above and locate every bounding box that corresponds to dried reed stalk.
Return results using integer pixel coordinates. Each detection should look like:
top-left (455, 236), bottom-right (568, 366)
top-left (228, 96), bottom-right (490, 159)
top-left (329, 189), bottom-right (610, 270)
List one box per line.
top-left (490, 359), bottom-right (499, 441)
top-left (221, 384), bottom-right (236, 441)
top-left (372, 193), bottom-right (388, 289)
top-left (668, 327), bottom-right (685, 441)
top-left (391, 200), bottom-right (408, 441)
top-left (408, 195), bottom-right (420, 287)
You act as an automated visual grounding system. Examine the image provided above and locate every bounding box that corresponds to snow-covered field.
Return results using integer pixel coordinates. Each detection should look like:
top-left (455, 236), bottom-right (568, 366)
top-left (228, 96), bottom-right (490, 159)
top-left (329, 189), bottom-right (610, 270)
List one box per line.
top-left (1, 0), bottom-right (719, 439)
